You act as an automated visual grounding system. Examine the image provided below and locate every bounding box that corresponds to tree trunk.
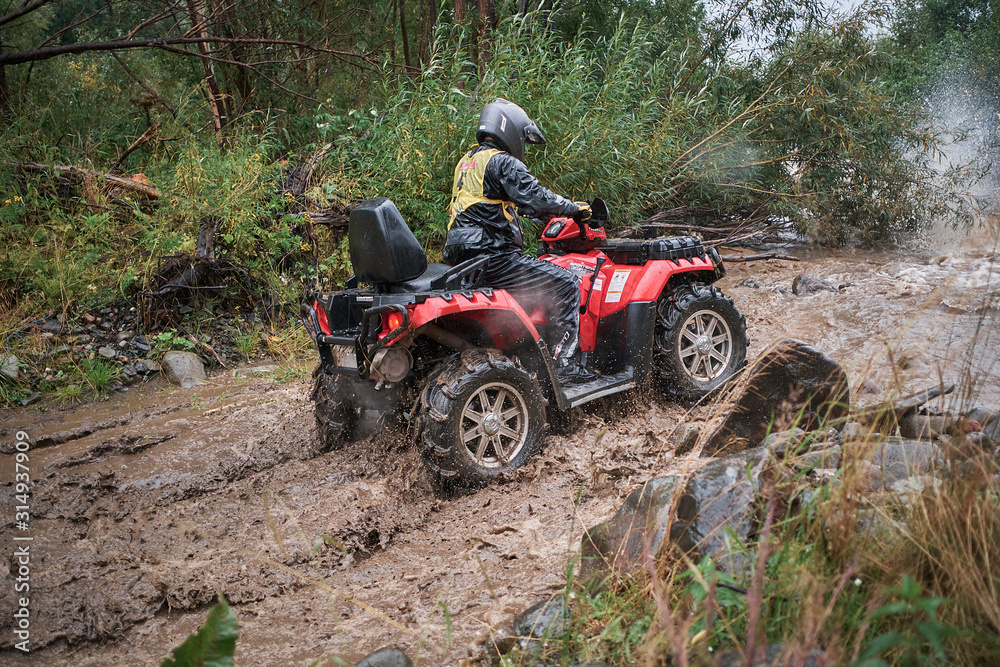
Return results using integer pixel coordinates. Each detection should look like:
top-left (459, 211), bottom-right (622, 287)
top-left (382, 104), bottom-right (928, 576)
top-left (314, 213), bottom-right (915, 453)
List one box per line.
top-left (186, 0), bottom-right (227, 147)
top-left (0, 63), bottom-right (9, 117)
top-left (477, 0), bottom-right (493, 66)
top-left (398, 0), bottom-right (412, 70)
top-left (0, 33), bottom-right (9, 116)
top-left (454, 0), bottom-right (465, 23)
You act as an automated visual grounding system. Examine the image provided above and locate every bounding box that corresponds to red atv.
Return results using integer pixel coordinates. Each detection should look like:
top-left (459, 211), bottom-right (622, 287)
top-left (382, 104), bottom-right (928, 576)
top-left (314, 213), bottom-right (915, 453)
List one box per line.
top-left (306, 197), bottom-right (747, 488)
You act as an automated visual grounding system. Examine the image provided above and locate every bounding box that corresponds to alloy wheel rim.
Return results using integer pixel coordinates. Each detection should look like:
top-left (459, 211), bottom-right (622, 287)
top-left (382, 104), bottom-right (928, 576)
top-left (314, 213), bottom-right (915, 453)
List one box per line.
top-left (677, 309), bottom-right (733, 382)
top-left (460, 382), bottom-right (529, 468)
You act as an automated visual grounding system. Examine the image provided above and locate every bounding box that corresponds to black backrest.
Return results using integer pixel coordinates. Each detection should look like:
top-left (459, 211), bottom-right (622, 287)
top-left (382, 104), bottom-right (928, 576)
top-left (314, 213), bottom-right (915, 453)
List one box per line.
top-left (348, 198), bottom-right (427, 284)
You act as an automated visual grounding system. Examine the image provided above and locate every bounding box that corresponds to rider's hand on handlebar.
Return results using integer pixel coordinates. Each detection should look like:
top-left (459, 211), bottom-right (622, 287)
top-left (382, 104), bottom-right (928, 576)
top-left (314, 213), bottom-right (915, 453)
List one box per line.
top-left (573, 201), bottom-right (592, 223)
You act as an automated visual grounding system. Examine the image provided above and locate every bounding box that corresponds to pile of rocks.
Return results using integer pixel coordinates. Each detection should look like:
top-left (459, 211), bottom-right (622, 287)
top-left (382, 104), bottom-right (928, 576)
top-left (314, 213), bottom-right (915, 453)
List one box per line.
top-left (0, 308), bottom-right (220, 399)
top-left (493, 339), bottom-right (997, 661)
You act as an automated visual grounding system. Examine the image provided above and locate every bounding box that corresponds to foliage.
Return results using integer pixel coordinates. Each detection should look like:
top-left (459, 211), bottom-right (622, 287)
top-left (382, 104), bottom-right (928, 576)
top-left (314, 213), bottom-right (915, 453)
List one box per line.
top-left (160, 595), bottom-right (239, 667)
top-left (153, 330), bottom-right (197, 354)
top-left (81, 359), bottom-right (117, 393)
top-left (306, 6), bottom-right (976, 252)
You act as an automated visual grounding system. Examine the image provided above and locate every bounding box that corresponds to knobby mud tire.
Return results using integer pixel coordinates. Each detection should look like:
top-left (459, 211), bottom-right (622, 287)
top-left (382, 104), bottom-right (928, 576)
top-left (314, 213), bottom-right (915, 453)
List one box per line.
top-left (417, 349), bottom-right (547, 490)
top-left (311, 371), bottom-right (355, 450)
top-left (656, 283), bottom-right (748, 399)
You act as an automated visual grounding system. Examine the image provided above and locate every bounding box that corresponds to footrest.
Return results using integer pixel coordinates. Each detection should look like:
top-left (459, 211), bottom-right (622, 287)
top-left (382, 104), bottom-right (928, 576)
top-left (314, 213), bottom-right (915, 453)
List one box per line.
top-left (561, 366), bottom-right (635, 408)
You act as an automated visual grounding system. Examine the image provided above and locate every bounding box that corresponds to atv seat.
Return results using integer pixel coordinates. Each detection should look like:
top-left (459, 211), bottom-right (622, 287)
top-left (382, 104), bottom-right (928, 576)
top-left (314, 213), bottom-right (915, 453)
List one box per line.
top-left (384, 256), bottom-right (490, 294)
top-left (349, 198), bottom-right (490, 293)
top-left (349, 197), bottom-right (428, 286)
top-left (386, 263), bottom-right (451, 293)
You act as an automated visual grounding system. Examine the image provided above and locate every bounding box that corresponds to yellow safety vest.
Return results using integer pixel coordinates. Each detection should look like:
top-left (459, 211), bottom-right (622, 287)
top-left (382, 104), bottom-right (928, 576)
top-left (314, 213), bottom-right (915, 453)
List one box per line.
top-left (448, 147), bottom-right (515, 229)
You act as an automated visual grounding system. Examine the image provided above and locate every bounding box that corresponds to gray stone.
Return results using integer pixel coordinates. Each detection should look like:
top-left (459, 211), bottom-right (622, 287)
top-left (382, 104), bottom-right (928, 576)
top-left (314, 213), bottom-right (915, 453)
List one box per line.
top-left (1, 353), bottom-right (19, 381)
top-left (764, 428), bottom-right (806, 454)
top-left (486, 629), bottom-right (518, 657)
top-left (792, 445), bottom-right (841, 471)
top-left (792, 273), bottom-right (840, 295)
top-left (97, 346), bottom-right (117, 360)
top-left (739, 277), bottom-right (762, 288)
top-left (962, 431), bottom-right (993, 452)
top-left (839, 421), bottom-right (867, 442)
top-left (142, 360), bottom-right (161, 374)
top-left (861, 378), bottom-right (884, 396)
top-left (581, 477), bottom-right (682, 579)
top-left (232, 365), bottom-right (279, 378)
top-left (718, 643), bottom-right (828, 666)
top-left (20, 392), bottom-right (40, 406)
top-left (869, 437), bottom-right (941, 470)
top-left (130, 335), bottom-right (152, 354)
top-left (41, 319), bottom-right (64, 334)
top-left (117, 330), bottom-right (135, 342)
top-left (702, 340), bottom-right (850, 456)
top-left (868, 462), bottom-right (916, 493)
top-left (967, 408), bottom-right (999, 441)
top-left (514, 595), bottom-right (568, 640)
top-left (161, 351), bottom-right (206, 388)
top-left (890, 475), bottom-right (941, 497)
top-left (355, 647), bottom-right (413, 667)
top-left (120, 364), bottom-right (139, 385)
top-left (670, 423), bottom-right (700, 455)
top-left (674, 448), bottom-right (769, 577)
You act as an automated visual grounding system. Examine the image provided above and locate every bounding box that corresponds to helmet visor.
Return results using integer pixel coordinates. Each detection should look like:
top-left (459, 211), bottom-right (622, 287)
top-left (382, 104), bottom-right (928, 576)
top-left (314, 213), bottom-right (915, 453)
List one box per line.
top-left (525, 122), bottom-right (546, 145)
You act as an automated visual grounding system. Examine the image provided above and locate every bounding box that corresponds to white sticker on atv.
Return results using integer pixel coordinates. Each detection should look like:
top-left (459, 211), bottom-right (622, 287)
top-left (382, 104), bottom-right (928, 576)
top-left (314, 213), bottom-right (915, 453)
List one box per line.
top-left (592, 277), bottom-right (604, 291)
top-left (605, 270), bottom-right (631, 303)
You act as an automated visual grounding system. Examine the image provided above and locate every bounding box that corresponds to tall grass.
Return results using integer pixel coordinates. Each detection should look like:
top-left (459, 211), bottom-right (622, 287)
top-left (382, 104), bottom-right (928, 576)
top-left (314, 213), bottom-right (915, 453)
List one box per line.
top-left (310, 10), bottom-right (977, 251)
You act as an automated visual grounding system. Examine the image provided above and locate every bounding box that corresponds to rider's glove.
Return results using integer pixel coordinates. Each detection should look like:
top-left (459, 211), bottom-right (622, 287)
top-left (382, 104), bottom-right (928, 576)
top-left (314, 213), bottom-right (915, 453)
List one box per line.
top-left (574, 202), bottom-right (592, 223)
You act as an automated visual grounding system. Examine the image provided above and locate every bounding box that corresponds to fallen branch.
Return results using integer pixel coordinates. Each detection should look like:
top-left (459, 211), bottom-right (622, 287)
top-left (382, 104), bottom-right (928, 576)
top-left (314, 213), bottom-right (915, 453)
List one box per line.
top-left (854, 383), bottom-right (956, 425)
top-left (12, 162), bottom-right (162, 198)
top-left (719, 252), bottom-right (800, 262)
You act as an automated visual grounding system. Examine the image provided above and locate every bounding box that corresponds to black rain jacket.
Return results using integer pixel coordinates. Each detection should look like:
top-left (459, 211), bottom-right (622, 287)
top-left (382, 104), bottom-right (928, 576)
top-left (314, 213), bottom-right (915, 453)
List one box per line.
top-left (444, 141), bottom-right (578, 264)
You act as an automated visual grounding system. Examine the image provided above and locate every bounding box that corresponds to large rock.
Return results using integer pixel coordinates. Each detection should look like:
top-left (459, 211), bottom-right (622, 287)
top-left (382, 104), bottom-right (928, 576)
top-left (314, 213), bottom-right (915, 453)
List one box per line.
top-left (581, 477), bottom-right (681, 579)
top-left (792, 273), bottom-right (839, 295)
top-left (968, 408), bottom-right (999, 441)
top-left (514, 595), bottom-right (569, 640)
top-left (161, 351), bottom-right (206, 388)
top-left (672, 448), bottom-right (770, 577)
top-left (1, 353), bottom-right (18, 381)
top-left (582, 449), bottom-right (772, 581)
top-left (355, 648), bottom-right (412, 667)
top-left (702, 340), bottom-right (850, 456)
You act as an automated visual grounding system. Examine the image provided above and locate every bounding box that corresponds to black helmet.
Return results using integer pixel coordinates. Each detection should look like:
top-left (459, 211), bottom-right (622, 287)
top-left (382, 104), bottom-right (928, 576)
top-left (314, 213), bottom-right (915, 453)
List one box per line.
top-left (476, 98), bottom-right (546, 163)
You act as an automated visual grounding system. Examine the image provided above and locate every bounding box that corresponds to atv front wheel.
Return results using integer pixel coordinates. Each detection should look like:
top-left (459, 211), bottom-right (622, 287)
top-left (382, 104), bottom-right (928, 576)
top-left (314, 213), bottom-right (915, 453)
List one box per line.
top-left (656, 284), bottom-right (747, 399)
top-left (418, 349), bottom-right (547, 489)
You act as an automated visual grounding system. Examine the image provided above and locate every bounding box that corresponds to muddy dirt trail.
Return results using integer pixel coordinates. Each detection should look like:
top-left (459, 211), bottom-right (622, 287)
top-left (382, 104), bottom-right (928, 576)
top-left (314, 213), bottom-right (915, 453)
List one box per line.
top-left (1, 229), bottom-right (997, 665)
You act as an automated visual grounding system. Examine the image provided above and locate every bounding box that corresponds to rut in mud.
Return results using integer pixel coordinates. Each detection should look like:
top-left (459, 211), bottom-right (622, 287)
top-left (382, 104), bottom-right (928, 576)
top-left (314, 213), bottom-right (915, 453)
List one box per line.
top-left (1, 233), bottom-right (997, 665)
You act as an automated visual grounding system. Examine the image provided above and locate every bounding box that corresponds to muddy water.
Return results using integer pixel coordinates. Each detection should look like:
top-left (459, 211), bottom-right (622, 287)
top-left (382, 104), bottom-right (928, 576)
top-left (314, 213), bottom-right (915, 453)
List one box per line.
top-left (1, 228), bottom-right (997, 665)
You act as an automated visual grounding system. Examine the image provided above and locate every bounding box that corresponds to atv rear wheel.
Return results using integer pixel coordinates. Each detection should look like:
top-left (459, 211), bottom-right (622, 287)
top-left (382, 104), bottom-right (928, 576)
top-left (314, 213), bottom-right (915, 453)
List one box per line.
top-left (418, 349), bottom-right (547, 489)
top-left (311, 371), bottom-right (356, 449)
top-left (656, 284), bottom-right (747, 399)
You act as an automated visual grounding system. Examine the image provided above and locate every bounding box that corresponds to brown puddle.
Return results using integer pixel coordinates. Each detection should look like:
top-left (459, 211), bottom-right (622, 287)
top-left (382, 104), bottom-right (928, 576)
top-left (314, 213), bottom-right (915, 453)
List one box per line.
top-left (1, 230), bottom-right (998, 665)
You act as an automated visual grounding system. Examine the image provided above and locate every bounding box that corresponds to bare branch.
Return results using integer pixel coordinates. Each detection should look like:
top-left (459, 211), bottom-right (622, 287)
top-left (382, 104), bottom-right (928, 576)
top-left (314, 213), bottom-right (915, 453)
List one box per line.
top-left (0, 35), bottom-right (370, 67)
top-left (12, 162), bottom-right (163, 199)
top-left (0, 0), bottom-right (57, 30)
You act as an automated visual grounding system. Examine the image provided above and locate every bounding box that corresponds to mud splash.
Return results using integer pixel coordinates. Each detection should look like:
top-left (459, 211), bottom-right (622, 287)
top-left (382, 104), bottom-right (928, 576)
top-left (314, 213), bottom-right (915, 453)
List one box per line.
top-left (1, 232), bottom-right (997, 665)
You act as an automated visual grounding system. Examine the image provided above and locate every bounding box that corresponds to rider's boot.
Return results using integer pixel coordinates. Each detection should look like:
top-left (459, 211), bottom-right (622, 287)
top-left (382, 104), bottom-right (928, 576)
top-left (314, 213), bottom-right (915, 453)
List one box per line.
top-left (555, 354), bottom-right (598, 386)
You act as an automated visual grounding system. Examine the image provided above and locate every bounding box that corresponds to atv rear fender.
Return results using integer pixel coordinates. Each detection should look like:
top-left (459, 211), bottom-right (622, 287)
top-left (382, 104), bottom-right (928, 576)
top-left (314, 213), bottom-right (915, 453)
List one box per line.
top-left (400, 290), bottom-right (566, 407)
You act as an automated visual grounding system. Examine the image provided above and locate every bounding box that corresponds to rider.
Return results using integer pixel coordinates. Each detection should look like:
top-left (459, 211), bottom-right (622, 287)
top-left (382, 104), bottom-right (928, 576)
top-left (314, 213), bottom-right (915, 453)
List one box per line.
top-left (444, 98), bottom-right (595, 384)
